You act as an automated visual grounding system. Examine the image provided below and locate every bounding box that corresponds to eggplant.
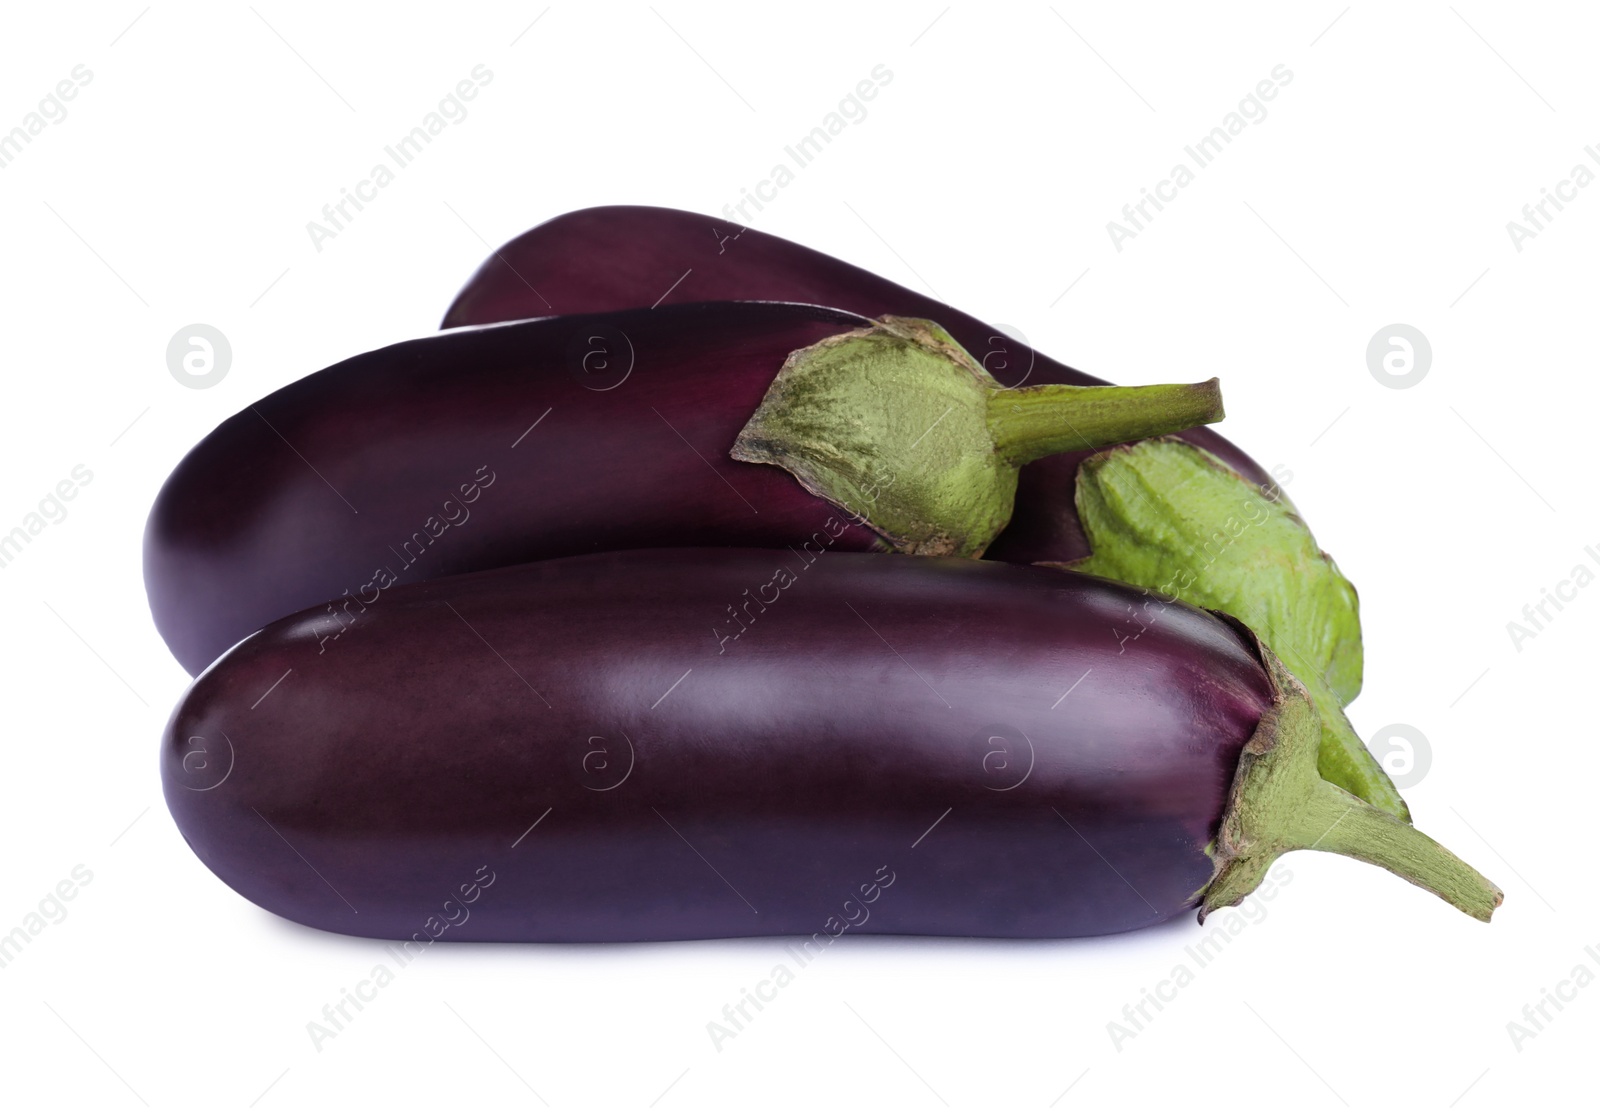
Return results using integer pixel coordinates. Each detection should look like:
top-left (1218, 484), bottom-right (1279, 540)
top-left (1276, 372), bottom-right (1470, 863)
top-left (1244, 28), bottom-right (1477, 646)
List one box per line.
top-left (162, 549), bottom-right (1498, 941)
top-left (436, 206), bottom-right (1409, 821)
top-left (145, 301), bottom-right (1221, 675)
top-left (439, 204), bottom-right (1270, 565)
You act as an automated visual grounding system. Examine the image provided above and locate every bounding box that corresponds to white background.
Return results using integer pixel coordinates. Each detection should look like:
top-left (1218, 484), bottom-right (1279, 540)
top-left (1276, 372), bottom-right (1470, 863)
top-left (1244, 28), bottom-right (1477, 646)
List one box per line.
top-left (0, 2), bottom-right (1590, 1110)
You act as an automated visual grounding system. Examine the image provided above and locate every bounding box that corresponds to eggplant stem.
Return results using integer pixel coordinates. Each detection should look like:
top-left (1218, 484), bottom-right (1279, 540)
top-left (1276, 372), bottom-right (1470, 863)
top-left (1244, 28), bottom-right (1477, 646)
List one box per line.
top-left (731, 317), bottom-right (1226, 559)
top-left (987, 379), bottom-right (1224, 467)
top-left (1304, 674), bottom-right (1412, 822)
top-left (1202, 619), bottom-right (1502, 923)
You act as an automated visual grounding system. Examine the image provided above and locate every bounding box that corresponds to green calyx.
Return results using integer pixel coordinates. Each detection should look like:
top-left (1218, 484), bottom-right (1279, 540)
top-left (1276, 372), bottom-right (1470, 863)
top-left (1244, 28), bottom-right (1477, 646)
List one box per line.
top-left (1202, 622), bottom-right (1501, 922)
top-left (1054, 437), bottom-right (1410, 822)
top-left (730, 317), bottom-right (1224, 557)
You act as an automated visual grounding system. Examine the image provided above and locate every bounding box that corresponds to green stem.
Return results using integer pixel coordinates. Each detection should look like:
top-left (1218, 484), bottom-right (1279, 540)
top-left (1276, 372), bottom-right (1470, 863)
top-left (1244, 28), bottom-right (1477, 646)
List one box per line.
top-left (1203, 617), bottom-right (1502, 923)
top-left (730, 317), bottom-right (1230, 558)
top-left (1306, 674), bottom-right (1412, 823)
top-left (1290, 780), bottom-right (1499, 919)
top-left (987, 379), bottom-right (1224, 466)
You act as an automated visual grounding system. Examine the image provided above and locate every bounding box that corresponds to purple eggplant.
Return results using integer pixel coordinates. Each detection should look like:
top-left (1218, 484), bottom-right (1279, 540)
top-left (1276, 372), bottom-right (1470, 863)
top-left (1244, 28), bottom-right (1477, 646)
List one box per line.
top-left (162, 549), bottom-right (1498, 941)
top-left (438, 207), bottom-right (1413, 822)
top-left (440, 204), bottom-right (1272, 565)
top-left (145, 301), bottom-right (1221, 675)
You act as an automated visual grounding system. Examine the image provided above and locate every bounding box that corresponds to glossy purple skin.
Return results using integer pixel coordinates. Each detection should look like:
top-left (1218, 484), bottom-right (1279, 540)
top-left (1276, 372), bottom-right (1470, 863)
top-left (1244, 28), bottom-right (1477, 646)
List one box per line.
top-left (145, 301), bottom-right (888, 675)
top-left (440, 205), bottom-right (1274, 565)
top-left (162, 549), bottom-right (1274, 942)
